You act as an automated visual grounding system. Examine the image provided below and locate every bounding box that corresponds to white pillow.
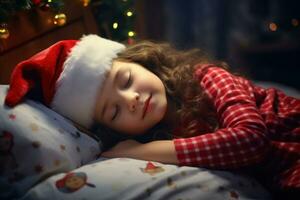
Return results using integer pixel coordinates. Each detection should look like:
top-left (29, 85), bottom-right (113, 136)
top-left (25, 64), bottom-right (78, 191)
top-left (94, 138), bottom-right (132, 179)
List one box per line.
top-left (0, 85), bottom-right (101, 200)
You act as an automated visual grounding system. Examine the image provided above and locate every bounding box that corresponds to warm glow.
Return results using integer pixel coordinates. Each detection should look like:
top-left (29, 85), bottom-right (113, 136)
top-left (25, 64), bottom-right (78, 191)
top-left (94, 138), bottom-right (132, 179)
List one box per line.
top-left (113, 22), bottom-right (118, 29)
top-left (53, 13), bottom-right (67, 26)
top-left (48, 0), bottom-right (52, 3)
top-left (47, 18), bottom-right (52, 24)
top-left (269, 22), bottom-right (277, 31)
top-left (82, 0), bottom-right (90, 7)
top-left (126, 11), bottom-right (133, 17)
top-left (128, 31), bottom-right (135, 37)
top-left (0, 28), bottom-right (9, 39)
top-left (291, 18), bottom-right (299, 27)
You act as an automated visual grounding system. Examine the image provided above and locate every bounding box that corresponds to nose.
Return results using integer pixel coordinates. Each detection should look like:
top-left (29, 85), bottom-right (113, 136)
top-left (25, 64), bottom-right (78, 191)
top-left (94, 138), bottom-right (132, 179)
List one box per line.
top-left (126, 92), bottom-right (140, 112)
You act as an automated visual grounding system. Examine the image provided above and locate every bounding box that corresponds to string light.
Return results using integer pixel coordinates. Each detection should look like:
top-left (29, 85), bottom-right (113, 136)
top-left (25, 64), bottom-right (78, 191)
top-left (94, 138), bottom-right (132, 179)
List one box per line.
top-left (126, 11), bottom-right (133, 17)
top-left (0, 25), bottom-right (9, 39)
top-left (0, 0), bottom-right (134, 41)
top-left (81, 0), bottom-right (90, 7)
top-left (269, 22), bottom-right (277, 31)
top-left (53, 13), bottom-right (67, 26)
top-left (113, 22), bottom-right (118, 29)
top-left (128, 31), bottom-right (135, 37)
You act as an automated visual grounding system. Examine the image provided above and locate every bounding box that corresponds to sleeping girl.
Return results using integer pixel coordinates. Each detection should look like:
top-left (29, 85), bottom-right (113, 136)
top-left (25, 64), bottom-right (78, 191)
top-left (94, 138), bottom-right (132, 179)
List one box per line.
top-left (5, 34), bottom-right (300, 199)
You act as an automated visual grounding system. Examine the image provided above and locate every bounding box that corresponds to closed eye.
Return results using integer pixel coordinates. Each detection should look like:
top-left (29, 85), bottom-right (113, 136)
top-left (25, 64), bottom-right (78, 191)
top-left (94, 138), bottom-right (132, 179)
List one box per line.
top-left (111, 105), bottom-right (120, 121)
top-left (124, 70), bottom-right (132, 88)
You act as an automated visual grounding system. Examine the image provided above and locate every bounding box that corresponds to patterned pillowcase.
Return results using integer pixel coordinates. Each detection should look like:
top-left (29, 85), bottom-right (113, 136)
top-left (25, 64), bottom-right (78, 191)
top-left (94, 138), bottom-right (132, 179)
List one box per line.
top-left (22, 158), bottom-right (272, 200)
top-left (0, 85), bottom-right (102, 200)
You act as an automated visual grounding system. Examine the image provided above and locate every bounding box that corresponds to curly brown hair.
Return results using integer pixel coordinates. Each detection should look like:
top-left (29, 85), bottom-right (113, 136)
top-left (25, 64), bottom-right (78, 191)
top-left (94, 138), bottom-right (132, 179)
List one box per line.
top-left (113, 40), bottom-right (229, 139)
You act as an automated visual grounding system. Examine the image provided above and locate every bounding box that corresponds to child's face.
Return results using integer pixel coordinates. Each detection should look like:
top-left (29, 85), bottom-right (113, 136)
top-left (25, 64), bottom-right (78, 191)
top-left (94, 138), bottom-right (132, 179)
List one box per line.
top-left (94, 60), bottom-right (167, 135)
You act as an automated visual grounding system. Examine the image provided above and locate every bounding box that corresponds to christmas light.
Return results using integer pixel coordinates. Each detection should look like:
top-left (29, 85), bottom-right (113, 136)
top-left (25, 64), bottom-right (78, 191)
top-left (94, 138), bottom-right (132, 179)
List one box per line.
top-left (128, 31), bottom-right (135, 37)
top-left (269, 22), bottom-right (277, 31)
top-left (40, 3), bottom-right (50, 11)
top-left (48, 0), bottom-right (52, 3)
top-left (54, 13), bottom-right (67, 26)
top-left (0, 27), bottom-right (9, 39)
top-left (113, 22), bottom-right (118, 29)
top-left (81, 0), bottom-right (90, 7)
top-left (126, 11), bottom-right (133, 17)
top-left (0, 23), bottom-right (9, 39)
top-left (93, 0), bottom-right (135, 41)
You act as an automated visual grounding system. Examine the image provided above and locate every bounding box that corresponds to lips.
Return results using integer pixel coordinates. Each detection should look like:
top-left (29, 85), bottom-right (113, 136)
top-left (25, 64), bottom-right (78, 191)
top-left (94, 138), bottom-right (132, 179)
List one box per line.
top-left (142, 94), bottom-right (152, 119)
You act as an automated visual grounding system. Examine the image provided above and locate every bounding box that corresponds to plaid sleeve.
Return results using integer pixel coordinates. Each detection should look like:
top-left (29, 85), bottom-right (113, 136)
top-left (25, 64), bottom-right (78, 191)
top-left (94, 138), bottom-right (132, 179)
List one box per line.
top-left (173, 67), bottom-right (270, 169)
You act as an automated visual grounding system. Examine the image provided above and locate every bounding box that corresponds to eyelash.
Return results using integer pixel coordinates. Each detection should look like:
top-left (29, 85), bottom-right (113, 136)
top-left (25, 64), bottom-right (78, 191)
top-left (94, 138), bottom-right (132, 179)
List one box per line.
top-left (124, 71), bottom-right (132, 88)
top-left (111, 105), bottom-right (119, 121)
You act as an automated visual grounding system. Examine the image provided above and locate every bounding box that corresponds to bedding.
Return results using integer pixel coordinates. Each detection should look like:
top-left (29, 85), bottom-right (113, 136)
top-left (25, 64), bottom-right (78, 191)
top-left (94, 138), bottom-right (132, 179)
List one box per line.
top-left (21, 158), bottom-right (271, 200)
top-left (2, 82), bottom-right (297, 199)
top-left (0, 85), bottom-right (101, 200)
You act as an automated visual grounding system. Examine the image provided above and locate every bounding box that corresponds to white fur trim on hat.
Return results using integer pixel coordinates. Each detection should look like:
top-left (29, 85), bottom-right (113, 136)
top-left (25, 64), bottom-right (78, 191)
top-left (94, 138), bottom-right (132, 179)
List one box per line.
top-left (51, 34), bottom-right (125, 128)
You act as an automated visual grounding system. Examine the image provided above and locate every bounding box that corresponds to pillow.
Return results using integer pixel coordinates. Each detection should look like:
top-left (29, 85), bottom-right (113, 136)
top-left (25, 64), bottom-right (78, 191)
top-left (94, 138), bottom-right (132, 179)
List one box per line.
top-left (21, 158), bottom-right (272, 200)
top-left (0, 85), bottom-right (102, 200)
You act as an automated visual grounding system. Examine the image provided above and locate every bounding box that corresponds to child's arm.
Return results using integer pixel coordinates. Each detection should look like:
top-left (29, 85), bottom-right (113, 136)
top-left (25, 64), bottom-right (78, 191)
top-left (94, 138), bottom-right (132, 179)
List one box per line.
top-left (172, 67), bottom-right (270, 169)
top-left (101, 139), bottom-right (179, 164)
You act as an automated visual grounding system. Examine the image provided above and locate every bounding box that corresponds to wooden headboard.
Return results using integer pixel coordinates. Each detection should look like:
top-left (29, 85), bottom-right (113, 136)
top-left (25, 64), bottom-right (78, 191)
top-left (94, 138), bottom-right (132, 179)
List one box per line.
top-left (0, 0), bottom-right (98, 84)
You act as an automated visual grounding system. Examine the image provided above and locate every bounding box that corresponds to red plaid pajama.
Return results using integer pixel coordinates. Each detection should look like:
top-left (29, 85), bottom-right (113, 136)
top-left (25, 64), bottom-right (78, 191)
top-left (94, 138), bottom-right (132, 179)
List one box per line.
top-left (173, 66), bottom-right (300, 190)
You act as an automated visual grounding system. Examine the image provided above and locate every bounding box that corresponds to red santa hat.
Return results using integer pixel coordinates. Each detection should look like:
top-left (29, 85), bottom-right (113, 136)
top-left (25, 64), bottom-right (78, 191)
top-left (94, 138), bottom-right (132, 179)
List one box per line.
top-left (5, 34), bottom-right (125, 128)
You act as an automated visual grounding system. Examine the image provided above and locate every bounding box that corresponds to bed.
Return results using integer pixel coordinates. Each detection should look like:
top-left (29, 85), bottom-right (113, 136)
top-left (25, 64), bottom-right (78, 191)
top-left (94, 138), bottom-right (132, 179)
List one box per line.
top-left (2, 83), bottom-right (299, 200)
top-left (1, 1), bottom-right (299, 199)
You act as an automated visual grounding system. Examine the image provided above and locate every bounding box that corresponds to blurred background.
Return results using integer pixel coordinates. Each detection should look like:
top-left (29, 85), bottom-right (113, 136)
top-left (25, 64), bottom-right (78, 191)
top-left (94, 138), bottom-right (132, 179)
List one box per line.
top-left (0, 0), bottom-right (299, 90)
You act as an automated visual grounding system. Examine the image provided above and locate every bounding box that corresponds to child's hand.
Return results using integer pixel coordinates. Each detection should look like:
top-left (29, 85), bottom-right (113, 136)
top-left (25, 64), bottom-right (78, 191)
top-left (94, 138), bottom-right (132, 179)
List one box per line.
top-left (101, 139), bottom-right (142, 158)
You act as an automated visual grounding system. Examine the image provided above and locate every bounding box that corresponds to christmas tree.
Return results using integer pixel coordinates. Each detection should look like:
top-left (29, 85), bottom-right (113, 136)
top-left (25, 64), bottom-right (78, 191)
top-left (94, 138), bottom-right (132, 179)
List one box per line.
top-left (90, 0), bottom-right (136, 42)
top-left (0, 0), bottom-right (136, 42)
top-left (0, 0), bottom-right (64, 23)
top-left (0, 0), bottom-right (66, 39)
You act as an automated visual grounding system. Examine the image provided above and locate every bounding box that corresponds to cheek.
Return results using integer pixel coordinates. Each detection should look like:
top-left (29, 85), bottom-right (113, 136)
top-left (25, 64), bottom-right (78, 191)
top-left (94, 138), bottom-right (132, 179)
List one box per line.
top-left (94, 106), bottom-right (113, 125)
top-left (135, 76), bottom-right (153, 89)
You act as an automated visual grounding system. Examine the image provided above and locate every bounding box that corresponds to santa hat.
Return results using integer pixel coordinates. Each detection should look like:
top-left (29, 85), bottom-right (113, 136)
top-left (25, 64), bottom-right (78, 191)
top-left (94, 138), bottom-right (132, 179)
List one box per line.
top-left (5, 34), bottom-right (125, 128)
